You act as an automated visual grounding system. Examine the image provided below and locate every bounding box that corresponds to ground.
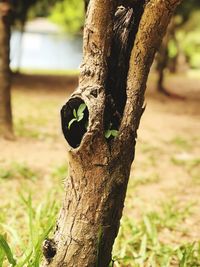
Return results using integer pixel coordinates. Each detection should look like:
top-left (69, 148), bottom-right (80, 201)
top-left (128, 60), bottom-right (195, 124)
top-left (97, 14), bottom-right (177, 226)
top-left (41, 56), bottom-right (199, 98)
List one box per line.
top-left (0, 71), bottom-right (200, 266)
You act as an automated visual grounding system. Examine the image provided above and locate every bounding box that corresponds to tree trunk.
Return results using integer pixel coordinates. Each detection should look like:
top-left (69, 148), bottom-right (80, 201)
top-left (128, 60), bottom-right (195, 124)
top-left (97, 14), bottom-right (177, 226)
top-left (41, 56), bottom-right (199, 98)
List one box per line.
top-left (42, 0), bottom-right (182, 266)
top-left (0, 2), bottom-right (13, 139)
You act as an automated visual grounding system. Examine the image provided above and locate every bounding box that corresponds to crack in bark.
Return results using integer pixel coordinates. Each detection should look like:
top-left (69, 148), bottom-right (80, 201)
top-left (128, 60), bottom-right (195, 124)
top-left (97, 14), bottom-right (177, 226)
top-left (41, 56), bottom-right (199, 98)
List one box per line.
top-left (70, 175), bottom-right (78, 201)
top-left (61, 196), bottom-right (82, 265)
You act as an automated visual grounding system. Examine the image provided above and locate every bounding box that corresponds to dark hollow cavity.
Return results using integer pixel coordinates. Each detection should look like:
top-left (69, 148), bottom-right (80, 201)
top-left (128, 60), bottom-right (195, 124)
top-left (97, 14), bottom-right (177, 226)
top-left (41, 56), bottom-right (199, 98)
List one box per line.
top-left (61, 98), bottom-right (89, 148)
top-left (104, 1), bottom-right (147, 137)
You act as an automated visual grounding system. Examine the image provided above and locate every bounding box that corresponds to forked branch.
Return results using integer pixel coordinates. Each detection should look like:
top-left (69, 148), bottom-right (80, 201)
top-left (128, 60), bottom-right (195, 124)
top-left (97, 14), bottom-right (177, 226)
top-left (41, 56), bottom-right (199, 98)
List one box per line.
top-left (117, 0), bottom-right (182, 150)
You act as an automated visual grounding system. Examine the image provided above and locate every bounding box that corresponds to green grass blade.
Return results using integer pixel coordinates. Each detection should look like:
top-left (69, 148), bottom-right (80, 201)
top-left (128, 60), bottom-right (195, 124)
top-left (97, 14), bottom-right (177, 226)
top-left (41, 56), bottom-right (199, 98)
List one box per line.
top-left (0, 246), bottom-right (5, 266)
top-left (0, 234), bottom-right (16, 266)
top-left (139, 234), bottom-right (147, 262)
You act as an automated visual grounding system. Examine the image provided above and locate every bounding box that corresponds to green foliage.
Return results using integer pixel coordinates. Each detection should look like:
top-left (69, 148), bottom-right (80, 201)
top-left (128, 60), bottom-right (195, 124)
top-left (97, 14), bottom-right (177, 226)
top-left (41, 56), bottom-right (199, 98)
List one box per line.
top-left (176, 0), bottom-right (200, 23)
top-left (28, 0), bottom-right (57, 18)
top-left (175, 11), bottom-right (200, 69)
top-left (167, 2), bottom-right (200, 70)
top-left (68, 103), bottom-right (87, 130)
top-left (49, 0), bottom-right (84, 33)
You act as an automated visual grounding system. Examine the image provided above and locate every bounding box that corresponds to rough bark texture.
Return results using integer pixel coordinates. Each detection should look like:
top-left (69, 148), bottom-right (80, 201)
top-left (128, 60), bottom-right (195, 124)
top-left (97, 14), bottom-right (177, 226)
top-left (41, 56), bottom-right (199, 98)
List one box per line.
top-left (0, 2), bottom-right (13, 139)
top-left (43, 0), bottom-right (182, 266)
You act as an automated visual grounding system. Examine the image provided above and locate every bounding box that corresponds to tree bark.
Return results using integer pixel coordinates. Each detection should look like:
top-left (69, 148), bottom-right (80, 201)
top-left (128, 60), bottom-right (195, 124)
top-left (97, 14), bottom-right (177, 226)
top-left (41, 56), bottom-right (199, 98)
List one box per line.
top-left (42, 0), bottom-right (182, 266)
top-left (0, 2), bottom-right (13, 139)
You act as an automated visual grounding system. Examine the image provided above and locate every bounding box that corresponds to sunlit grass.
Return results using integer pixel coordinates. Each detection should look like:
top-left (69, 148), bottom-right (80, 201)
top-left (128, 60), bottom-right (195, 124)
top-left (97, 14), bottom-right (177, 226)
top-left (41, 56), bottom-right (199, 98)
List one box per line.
top-left (131, 173), bottom-right (160, 187)
top-left (0, 163), bottom-right (63, 266)
top-left (0, 162), bottom-right (39, 180)
top-left (112, 200), bottom-right (197, 267)
top-left (0, 192), bottom-right (59, 266)
top-left (170, 136), bottom-right (191, 150)
top-left (12, 91), bottom-right (62, 140)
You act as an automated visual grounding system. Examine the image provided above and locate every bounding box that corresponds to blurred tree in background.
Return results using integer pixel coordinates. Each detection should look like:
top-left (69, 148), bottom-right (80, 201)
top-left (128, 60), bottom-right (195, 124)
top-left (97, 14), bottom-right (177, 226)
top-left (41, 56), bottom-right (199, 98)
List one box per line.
top-left (0, 0), bottom-right (63, 139)
top-left (0, 1), bottom-right (13, 139)
top-left (156, 0), bottom-right (200, 94)
top-left (0, 0), bottom-right (43, 139)
top-left (170, 0), bottom-right (200, 70)
top-left (12, 0), bottom-right (37, 27)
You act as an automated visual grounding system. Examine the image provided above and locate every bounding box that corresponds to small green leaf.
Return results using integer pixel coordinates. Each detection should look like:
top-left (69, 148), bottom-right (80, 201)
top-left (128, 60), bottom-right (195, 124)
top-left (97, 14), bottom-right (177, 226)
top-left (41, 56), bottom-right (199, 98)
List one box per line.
top-left (68, 118), bottom-right (77, 129)
top-left (68, 103), bottom-right (87, 130)
top-left (110, 130), bottom-right (119, 137)
top-left (77, 103), bottom-right (86, 117)
top-left (0, 234), bottom-right (16, 266)
top-left (77, 113), bottom-right (84, 122)
top-left (73, 109), bottom-right (77, 118)
top-left (105, 130), bottom-right (112, 139)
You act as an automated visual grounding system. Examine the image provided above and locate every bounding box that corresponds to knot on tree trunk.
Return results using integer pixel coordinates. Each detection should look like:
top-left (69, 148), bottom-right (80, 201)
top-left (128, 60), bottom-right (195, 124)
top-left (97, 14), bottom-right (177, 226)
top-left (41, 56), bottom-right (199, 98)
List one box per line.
top-left (42, 238), bottom-right (57, 263)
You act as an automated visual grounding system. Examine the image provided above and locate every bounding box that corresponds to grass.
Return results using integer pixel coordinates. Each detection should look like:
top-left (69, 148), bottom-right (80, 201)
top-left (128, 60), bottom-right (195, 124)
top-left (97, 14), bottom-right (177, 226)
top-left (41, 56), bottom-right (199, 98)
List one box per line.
top-left (15, 117), bottom-right (57, 140)
top-left (1, 160), bottom-right (197, 267)
top-left (112, 200), bottom-right (198, 267)
top-left (0, 193), bottom-right (59, 266)
top-left (0, 162), bottom-right (39, 180)
top-left (13, 99), bottom-right (60, 140)
top-left (1, 142), bottom-right (199, 266)
top-left (0, 163), bottom-right (62, 267)
top-left (170, 136), bottom-right (191, 150)
top-left (131, 173), bottom-right (160, 188)
top-left (171, 156), bottom-right (200, 183)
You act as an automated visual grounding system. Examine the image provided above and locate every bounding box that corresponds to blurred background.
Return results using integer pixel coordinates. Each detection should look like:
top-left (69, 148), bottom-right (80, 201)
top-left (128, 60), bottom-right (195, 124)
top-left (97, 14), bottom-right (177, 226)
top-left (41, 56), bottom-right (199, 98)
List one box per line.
top-left (10, 1), bottom-right (84, 71)
top-left (0, 0), bottom-right (200, 266)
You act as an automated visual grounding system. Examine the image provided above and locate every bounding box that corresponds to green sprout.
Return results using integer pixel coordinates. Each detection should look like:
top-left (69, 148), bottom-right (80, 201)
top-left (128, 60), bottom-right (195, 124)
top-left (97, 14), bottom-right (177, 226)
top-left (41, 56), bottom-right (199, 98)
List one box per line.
top-left (105, 123), bottom-right (119, 139)
top-left (68, 103), bottom-right (87, 130)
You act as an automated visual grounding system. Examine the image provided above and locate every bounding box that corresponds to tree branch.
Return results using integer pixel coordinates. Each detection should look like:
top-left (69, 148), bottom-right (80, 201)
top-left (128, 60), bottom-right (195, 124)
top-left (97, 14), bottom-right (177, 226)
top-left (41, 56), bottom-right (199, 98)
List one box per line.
top-left (80, 0), bottom-right (117, 87)
top-left (118, 0), bottom-right (182, 147)
top-left (61, 0), bottom-right (118, 152)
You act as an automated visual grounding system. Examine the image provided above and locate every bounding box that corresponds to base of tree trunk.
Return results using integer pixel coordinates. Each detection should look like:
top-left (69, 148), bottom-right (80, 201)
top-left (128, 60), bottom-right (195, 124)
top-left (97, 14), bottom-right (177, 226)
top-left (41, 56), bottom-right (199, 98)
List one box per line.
top-left (0, 129), bottom-right (14, 140)
top-left (157, 86), bottom-right (185, 100)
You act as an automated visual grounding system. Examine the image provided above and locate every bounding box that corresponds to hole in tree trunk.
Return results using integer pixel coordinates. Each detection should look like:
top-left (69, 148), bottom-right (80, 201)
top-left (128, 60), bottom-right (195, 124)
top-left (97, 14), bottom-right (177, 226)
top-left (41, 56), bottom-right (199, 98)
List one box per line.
top-left (104, 5), bottom-right (135, 141)
top-left (61, 97), bottom-right (89, 148)
top-left (104, 2), bottom-right (147, 142)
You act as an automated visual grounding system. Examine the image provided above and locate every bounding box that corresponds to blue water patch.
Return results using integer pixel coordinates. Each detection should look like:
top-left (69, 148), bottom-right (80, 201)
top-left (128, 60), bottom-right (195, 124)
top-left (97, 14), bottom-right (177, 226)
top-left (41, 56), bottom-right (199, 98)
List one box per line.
top-left (10, 31), bottom-right (83, 70)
